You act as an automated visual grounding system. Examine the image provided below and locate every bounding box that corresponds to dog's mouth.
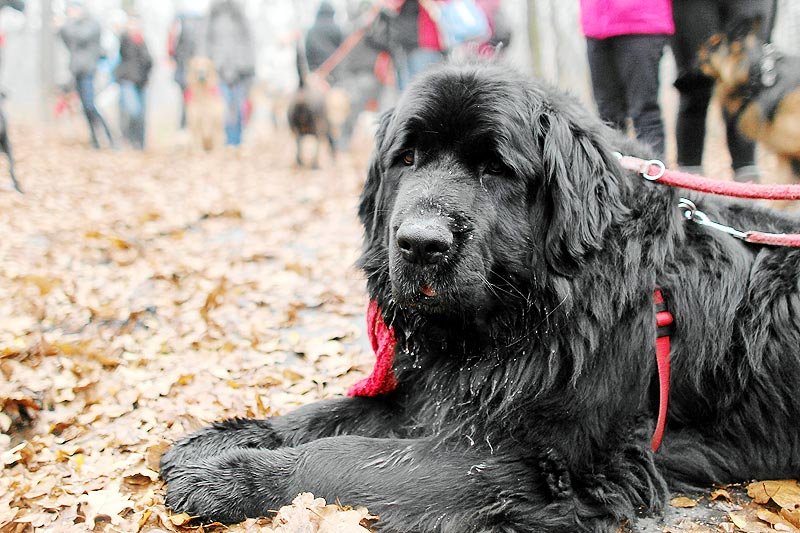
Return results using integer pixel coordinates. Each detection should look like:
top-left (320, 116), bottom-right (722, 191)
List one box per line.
top-left (420, 284), bottom-right (437, 297)
top-left (389, 258), bottom-right (489, 315)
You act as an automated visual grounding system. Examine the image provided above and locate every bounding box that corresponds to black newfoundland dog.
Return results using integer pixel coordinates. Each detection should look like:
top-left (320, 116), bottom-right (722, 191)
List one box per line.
top-left (161, 63), bottom-right (800, 532)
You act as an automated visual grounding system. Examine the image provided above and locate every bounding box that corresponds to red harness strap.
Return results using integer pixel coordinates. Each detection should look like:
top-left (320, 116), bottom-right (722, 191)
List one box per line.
top-left (652, 289), bottom-right (674, 452)
top-left (350, 295), bottom-right (675, 453)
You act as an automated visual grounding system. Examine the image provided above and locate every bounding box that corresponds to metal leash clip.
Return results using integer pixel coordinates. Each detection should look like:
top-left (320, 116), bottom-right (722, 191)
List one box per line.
top-left (678, 198), bottom-right (747, 240)
top-left (761, 43), bottom-right (778, 87)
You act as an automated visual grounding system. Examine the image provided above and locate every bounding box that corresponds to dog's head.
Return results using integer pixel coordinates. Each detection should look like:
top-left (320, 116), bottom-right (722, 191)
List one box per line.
top-left (698, 16), bottom-right (764, 87)
top-left (186, 56), bottom-right (219, 87)
top-left (359, 64), bottom-right (629, 319)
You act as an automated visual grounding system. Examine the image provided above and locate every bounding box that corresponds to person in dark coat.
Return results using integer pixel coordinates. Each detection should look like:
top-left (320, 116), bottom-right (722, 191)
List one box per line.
top-left (168, 7), bottom-right (205, 129)
top-left (115, 15), bottom-right (152, 150)
top-left (366, 0), bottom-right (444, 91)
top-left (59, 0), bottom-right (114, 149)
top-left (207, 0), bottom-right (255, 146)
top-left (305, 2), bottom-right (343, 73)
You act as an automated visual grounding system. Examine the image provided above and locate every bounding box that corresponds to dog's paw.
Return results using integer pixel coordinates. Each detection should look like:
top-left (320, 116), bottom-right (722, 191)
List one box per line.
top-left (538, 448), bottom-right (573, 500)
top-left (164, 449), bottom-right (285, 524)
top-left (160, 418), bottom-right (281, 480)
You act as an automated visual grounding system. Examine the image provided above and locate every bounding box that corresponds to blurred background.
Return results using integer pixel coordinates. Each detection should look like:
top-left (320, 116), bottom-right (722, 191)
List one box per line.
top-left (3, 2), bottom-right (800, 530)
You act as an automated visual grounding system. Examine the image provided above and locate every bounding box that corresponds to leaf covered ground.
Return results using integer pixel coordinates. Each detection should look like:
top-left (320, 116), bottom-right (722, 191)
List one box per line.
top-left (1, 130), bottom-right (799, 532)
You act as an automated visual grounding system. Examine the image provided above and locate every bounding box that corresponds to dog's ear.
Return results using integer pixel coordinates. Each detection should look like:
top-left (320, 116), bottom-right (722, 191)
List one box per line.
top-left (358, 109), bottom-right (394, 245)
top-left (532, 97), bottom-right (629, 275)
top-left (728, 15), bottom-right (763, 42)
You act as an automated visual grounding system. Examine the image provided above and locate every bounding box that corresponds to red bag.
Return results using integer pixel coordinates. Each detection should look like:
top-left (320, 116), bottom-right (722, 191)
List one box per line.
top-left (374, 51), bottom-right (395, 87)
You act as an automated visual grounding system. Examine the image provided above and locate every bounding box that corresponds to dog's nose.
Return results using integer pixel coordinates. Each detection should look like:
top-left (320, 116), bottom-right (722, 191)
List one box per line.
top-left (396, 220), bottom-right (453, 265)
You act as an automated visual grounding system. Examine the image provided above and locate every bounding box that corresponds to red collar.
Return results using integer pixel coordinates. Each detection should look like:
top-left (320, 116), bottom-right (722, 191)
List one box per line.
top-left (349, 292), bottom-right (674, 452)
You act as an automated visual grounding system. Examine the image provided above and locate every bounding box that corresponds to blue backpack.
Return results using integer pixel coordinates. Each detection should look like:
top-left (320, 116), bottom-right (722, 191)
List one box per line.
top-left (424, 0), bottom-right (490, 48)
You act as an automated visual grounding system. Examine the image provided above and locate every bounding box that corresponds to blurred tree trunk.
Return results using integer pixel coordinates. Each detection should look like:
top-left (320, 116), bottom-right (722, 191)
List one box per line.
top-left (528, 0), bottom-right (543, 78)
top-left (39, 0), bottom-right (54, 122)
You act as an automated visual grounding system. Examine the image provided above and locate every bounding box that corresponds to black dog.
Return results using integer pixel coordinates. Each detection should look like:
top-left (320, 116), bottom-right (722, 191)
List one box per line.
top-left (287, 47), bottom-right (336, 169)
top-left (0, 94), bottom-right (21, 193)
top-left (161, 63), bottom-right (800, 532)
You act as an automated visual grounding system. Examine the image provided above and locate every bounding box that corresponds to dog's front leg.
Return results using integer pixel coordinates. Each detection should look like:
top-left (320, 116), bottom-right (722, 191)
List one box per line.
top-left (164, 435), bottom-right (602, 532)
top-left (160, 396), bottom-right (401, 479)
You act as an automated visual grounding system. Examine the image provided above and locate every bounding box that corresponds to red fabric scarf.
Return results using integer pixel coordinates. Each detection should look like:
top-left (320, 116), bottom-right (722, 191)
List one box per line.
top-left (347, 301), bottom-right (397, 396)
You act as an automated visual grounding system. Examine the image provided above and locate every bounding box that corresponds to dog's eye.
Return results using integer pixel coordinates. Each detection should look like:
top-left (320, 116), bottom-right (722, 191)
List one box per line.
top-left (401, 150), bottom-right (415, 166)
top-left (484, 159), bottom-right (506, 175)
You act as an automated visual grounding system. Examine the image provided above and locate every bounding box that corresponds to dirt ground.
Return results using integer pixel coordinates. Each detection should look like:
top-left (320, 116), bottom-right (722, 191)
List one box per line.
top-left (1, 127), bottom-right (799, 533)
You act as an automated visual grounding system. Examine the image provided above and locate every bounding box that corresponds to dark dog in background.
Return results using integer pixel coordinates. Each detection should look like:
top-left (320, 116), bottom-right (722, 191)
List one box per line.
top-left (699, 17), bottom-right (800, 188)
top-left (0, 93), bottom-right (21, 193)
top-left (161, 64), bottom-right (800, 531)
top-left (287, 47), bottom-right (336, 169)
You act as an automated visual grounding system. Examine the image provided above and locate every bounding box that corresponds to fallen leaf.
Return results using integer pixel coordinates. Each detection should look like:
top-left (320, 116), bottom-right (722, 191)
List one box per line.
top-left (710, 488), bottom-right (732, 501)
top-left (747, 480), bottom-right (800, 511)
top-left (670, 496), bottom-right (698, 508)
top-left (757, 508), bottom-right (799, 532)
top-left (168, 512), bottom-right (194, 526)
top-left (730, 510), bottom-right (774, 533)
top-left (79, 489), bottom-right (134, 528)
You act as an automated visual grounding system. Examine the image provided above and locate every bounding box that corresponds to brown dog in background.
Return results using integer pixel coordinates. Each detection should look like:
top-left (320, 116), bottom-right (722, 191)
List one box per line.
top-left (185, 57), bottom-right (225, 152)
top-left (699, 17), bottom-right (800, 188)
top-left (286, 75), bottom-right (340, 168)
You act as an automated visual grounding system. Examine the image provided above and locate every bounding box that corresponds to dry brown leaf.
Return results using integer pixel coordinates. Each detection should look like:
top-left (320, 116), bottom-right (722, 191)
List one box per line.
top-left (710, 488), bottom-right (732, 501)
top-left (747, 480), bottom-right (800, 510)
top-left (756, 508), bottom-right (799, 531)
top-left (168, 512), bottom-right (194, 526)
top-left (729, 509), bottom-right (774, 533)
top-left (1, 442), bottom-right (27, 466)
top-left (670, 496), bottom-right (698, 508)
top-left (146, 440), bottom-right (172, 472)
top-left (79, 488), bottom-right (134, 528)
top-left (782, 508), bottom-right (800, 529)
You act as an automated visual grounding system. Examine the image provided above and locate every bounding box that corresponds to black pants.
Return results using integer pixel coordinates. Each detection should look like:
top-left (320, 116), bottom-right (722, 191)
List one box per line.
top-left (586, 34), bottom-right (668, 158)
top-left (75, 74), bottom-right (114, 149)
top-left (672, 0), bottom-right (776, 173)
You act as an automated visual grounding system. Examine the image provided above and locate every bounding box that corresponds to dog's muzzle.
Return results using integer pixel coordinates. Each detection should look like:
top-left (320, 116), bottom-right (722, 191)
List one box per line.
top-left (396, 219), bottom-right (453, 266)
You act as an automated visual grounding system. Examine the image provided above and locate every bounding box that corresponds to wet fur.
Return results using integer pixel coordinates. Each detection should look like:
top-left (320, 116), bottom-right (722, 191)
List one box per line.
top-left (161, 64), bottom-right (800, 532)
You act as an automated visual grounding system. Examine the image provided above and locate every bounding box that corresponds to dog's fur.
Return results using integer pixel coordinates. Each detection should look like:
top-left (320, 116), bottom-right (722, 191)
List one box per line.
top-left (699, 18), bottom-right (800, 188)
top-left (161, 64), bottom-right (800, 532)
top-left (185, 56), bottom-right (225, 152)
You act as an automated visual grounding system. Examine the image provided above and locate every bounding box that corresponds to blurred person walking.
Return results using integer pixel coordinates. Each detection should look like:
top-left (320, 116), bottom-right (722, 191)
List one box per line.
top-left (0, 0), bottom-right (24, 76)
top-left (305, 2), bottom-right (343, 73)
top-left (580, 0), bottom-right (673, 158)
top-left (207, 0), bottom-right (255, 147)
top-left (474, 0), bottom-right (511, 55)
top-left (672, 0), bottom-right (777, 181)
top-left (59, 0), bottom-right (115, 149)
top-left (115, 14), bottom-right (152, 150)
top-left (367, 0), bottom-right (445, 91)
top-left (168, 4), bottom-right (206, 129)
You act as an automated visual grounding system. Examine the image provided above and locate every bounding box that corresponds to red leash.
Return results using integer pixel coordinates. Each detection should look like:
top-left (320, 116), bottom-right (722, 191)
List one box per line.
top-left (349, 297), bottom-right (675, 452)
top-left (617, 155), bottom-right (800, 201)
top-left (619, 155), bottom-right (800, 248)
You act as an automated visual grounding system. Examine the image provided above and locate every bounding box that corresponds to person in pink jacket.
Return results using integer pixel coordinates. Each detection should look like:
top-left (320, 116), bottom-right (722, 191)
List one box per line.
top-left (580, 0), bottom-right (674, 157)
